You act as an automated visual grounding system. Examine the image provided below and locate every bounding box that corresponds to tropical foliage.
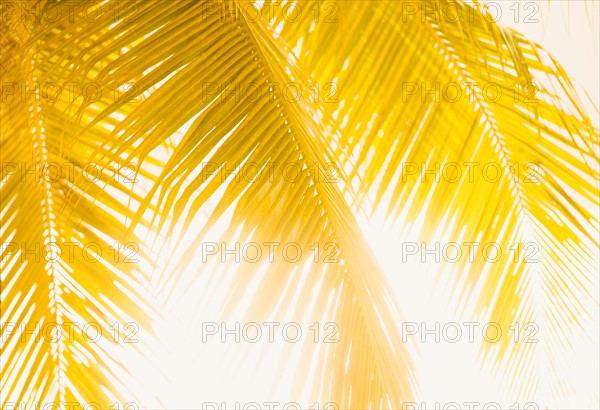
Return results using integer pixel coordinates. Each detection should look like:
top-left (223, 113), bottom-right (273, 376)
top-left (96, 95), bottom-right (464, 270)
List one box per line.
top-left (1, 0), bottom-right (598, 409)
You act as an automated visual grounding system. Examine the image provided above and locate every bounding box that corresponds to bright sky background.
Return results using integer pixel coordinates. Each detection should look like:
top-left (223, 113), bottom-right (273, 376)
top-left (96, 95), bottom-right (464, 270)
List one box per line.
top-left (364, 2), bottom-right (599, 407)
top-left (128, 2), bottom-right (599, 408)
top-left (482, 0), bottom-right (599, 123)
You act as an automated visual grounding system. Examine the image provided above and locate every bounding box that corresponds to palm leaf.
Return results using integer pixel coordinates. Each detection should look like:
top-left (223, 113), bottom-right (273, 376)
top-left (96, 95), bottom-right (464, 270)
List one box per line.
top-left (262, 0), bottom-right (599, 402)
top-left (2, 0), bottom-right (598, 408)
top-left (1, 1), bottom-right (160, 407)
top-left (3, 0), bottom-right (416, 407)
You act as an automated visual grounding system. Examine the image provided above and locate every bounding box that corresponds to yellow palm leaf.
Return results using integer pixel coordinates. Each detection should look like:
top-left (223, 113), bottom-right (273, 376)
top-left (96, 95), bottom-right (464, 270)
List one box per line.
top-left (262, 0), bottom-right (599, 402)
top-left (1, 0), bottom-right (598, 408)
top-left (3, 0), bottom-right (415, 408)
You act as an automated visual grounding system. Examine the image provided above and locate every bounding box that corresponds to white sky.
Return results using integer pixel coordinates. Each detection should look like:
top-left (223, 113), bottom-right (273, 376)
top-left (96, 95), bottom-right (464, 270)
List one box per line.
top-left (125, 2), bottom-right (600, 408)
top-left (483, 0), bottom-right (599, 122)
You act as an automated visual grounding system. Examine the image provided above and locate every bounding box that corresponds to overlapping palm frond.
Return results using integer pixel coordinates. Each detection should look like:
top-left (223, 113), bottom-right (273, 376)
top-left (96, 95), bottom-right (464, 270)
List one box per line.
top-left (1, 1), bottom-right (161, 407)
top-left (104, 1), bottom-right (417, 406)
top-left (1, 0), bottom-right (598, 408)
top-left (261, 0), bottom-right (599, 402)
top-left (3, 0), bottom-right (415, 408)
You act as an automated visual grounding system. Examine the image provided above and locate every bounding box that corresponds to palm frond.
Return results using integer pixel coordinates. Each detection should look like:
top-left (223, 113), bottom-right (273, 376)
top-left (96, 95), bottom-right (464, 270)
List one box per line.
top-left (262, 0), bottom-right (599, 401)
top-left (1, 2), bottom-right (160, 407)
top-left (2, 0), bottom-right (598, 407)
top-left (3, 0), bottom-right (417, 407)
